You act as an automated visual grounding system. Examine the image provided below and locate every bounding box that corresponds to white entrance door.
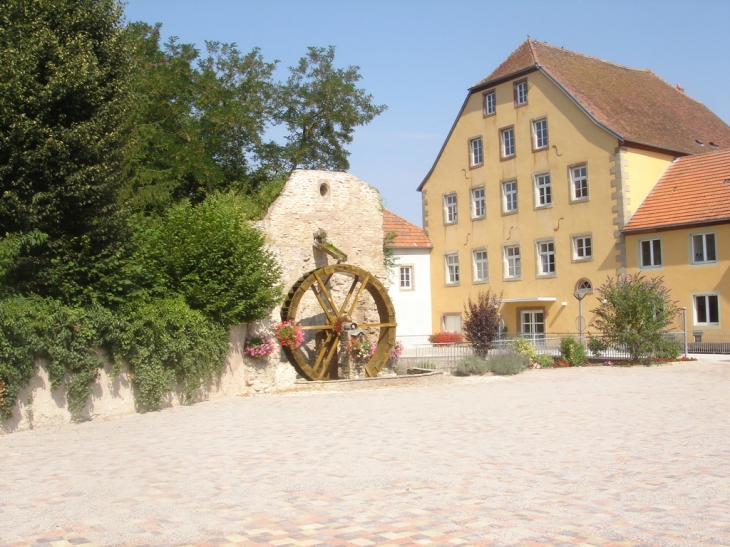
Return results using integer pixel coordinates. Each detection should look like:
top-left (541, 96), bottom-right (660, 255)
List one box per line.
top-left (521, 310), bottom-right (545, 341)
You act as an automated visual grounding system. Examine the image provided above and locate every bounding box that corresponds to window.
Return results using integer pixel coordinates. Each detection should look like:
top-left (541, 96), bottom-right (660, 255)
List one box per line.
top-left (692, 233), bottom-right (716, 264)
top-left (472, 249), bottom-right (488, 282)
top-left (575, 279), bottom-right (593, 294)
top-left (483, 90), bottom-right (496, 116)
top-left (534, 173), bottom-right (552, 207)
top-left (399, 266), bottom-right (413, 290)
top-left (500, 127), bottom-right (515, 158)
top-left (469, 137), bottom-right (483, 167)
top-left (503, 244), bottom-right (521, 279)
top-left (502, 180), bottom-right (517, 213)
top-left (445, 252), bottom-right (460, 285)
top-left (536, 239), bottom-right (556, 276)
top-left (572, 235), bottom-right (593, 261)
top-left (640, 238), bottom-right (662, 268)
top-left (694, 294), bottom-right (719, 325)
top-left (570, 164), bottom-right (589, 201)
top-left (443, 193), bottom-right (457, 224)
top-left (521, 310), bottom-right (545, 340)
top-left (514, 80), bottom-right (528, 106)
top-left (442, 314), bottom-right (462, 334)
top-left (471, 186), bottom-right (485, 219)
top-left (532, 118), bottom-right (548, 150)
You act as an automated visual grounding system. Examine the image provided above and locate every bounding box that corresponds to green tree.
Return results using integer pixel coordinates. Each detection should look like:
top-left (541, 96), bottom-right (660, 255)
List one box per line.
top-left (122, 23), bottom-right (279, 212)
top-left (277, 46), bottom-right (387, 172)
top-left (0, 0), bottom-right (131, 302)
top-left (129, 192), bottom-right (283, 326)
top-left (591, 274), bottom-right (679, 364)
top-left (463, 290), bottom-right (502, 358)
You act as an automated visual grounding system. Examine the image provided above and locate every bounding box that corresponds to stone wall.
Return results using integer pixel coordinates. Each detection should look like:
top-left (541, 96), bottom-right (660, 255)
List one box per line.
top-left (1, 170), bottom-right (386, 433)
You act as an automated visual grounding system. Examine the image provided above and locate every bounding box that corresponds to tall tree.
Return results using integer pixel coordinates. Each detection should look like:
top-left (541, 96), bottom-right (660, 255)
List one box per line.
top-left (278, 46), bottom-right (387, 172)
top-left (122, 23), bottom-right (279, 212)
top-left (0, 0), bottom-right (131, 301)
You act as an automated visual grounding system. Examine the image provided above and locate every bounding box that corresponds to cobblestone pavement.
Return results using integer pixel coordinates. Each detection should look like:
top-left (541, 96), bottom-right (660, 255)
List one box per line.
top-left (2, 361), bottom-right (729, 547)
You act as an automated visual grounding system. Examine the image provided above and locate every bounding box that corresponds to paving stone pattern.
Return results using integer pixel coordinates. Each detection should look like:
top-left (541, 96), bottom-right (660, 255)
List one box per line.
top-left (1, 362), bottom-right (729, 547)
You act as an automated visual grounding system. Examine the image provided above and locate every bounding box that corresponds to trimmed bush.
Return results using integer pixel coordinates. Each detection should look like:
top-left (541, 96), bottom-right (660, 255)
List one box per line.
top-left (533, 353), bottom-right (554, 368)
top-left (454, 355), bottom-right (490, 376)
top-left (488, 351), bottom-right (528, 375)
top-left (560, 337), bottom-right (588, 366)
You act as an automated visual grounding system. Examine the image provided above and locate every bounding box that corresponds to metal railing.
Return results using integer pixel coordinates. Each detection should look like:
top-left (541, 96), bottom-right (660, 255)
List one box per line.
top-left (686, 330), bottom-right (730, 353)
top-left (406, 331), bottom-right (691, 373)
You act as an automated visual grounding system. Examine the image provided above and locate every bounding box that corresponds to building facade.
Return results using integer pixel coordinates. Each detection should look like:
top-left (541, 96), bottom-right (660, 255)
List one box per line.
top-left (383, 210), bottom-right (433, 336)
top-left (418, 39), bottom-right (730, 336)
top-left (624, 150), bottom-right (730, 336)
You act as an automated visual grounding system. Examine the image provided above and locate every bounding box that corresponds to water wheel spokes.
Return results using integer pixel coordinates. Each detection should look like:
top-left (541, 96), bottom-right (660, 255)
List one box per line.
top-left (280, 264), bottom-right (396, 381)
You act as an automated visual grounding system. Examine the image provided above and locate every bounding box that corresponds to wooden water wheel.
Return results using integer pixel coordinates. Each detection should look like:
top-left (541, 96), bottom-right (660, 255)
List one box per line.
top-left (280, 264), bottom-right (396, 380)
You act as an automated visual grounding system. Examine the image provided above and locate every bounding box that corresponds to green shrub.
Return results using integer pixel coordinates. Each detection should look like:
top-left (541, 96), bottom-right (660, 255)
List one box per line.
top-left (560, 337), bottom-right (588, 366)
top-left (508, 337), bottom-right (538, 362)
top-left (654, 336), bottom-right (682, 360)
top-left (488, 351), bottom-right (528, 375)
top-left (587, 335), bottom-right (607, 358)
top-left (119, 298), bottom-right (229, 412)
top-left (454, 355), bottom-right (490, 376)
top-left (129, 192), bottom-right (283, 327)
top-left (533, 353), bottom-right (554, 368)
top-left (0, 296), bottom-right (121, 419)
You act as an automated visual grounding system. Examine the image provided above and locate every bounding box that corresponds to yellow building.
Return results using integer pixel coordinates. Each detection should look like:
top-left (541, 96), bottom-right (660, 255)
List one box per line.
top-left (624, 149), bottom-right (730, 338)
top-left (418, 39), bottom-right (730, 336)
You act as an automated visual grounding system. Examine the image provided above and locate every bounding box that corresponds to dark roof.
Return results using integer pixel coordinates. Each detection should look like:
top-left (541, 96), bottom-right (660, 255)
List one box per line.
top-left (383, 210), bottom-right (431, 248)
top-left (623, 149), bottom-right (730, 233)
top-left (473, 39), bottom-right (730, 155)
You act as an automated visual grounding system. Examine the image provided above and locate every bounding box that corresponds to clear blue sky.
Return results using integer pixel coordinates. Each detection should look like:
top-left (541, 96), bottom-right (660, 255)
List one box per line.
top-left (123, 0), bottom-right (730, 227)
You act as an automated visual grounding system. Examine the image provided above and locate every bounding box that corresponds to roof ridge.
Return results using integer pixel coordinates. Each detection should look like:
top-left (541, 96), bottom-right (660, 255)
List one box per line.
top-left (527, 37), bottom-right (538, 63)
top-left (532, 40), bottom-right (650, 73)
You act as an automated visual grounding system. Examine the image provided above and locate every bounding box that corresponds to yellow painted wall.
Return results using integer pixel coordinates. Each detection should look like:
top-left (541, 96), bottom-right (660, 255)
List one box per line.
top-left (623, 148), bottom-right (675, 219)
top-left (423, 70), bottom-right (629, 334)
top-left (626, 224), bottom-right (730, 332)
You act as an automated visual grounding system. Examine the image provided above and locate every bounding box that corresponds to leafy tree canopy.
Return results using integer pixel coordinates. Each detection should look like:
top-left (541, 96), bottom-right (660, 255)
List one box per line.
top-left (591, 274), bottom-right (679, 364)
top-left (123, 28), bottom-right (387, 213)
top-left (0, 0), bottom-right (132, 302)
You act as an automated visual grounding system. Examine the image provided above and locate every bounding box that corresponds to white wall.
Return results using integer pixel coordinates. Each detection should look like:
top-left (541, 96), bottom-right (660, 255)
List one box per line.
top-left (388, 247), bottom-right (432, 336)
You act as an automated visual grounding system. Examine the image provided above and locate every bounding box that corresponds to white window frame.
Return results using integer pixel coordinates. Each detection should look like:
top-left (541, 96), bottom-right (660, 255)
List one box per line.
top-left (690, 231), bottom-right (717, 265)
top-left (521, 310), bottom-right (545, 340)
top-left (502, 180), bottom-right (517, 214)
top-left (471, 186), bottom-right (486, 219)
top-left (514, 80), bottom-right (528, 106)
top-left (500, 127), bottom-right (515, 158)
top-left (535, 238), bottom-right (556, 277)
top-left (483, 89), bottom-right (496, 116)
top-left (532, 118), bottom-right (548, 150)
top-left (469, 136), bottom-right (483, 167)
top-left (442, 313), bottom-right (462, 334)
top-left (503, 243), bottom-right (521, 280)
top-left (399, 265), bottom-right (413, 290)
top-left (472, 248), bottom-right (489, 283)
top-left (571, 233), bottom-right (593, 262)
top-left (445, 252), bottom-right (460, 285)
top-left (443, 193), bottom-right (457, 225)
top-left (534, 172), bottom-right (552, 208)
top-left (692, 292), bottom-right (720, 326)
top-left (570, 164), bottom-right (589, 202)
top-left (638, 237), bottom-right (663, 269)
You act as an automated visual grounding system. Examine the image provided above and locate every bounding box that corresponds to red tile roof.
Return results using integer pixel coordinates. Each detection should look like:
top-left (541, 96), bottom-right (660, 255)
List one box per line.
top-left (473, 39), bottom-right (730, 155)
top-left (623, 149), bottom-right (730, 232)
top-left (383, 210), bottom-right (431, 248)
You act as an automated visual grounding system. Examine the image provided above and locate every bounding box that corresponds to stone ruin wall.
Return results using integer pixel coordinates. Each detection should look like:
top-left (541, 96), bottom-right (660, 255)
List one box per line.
top-left (1, 170), bottom-right (386, 434)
